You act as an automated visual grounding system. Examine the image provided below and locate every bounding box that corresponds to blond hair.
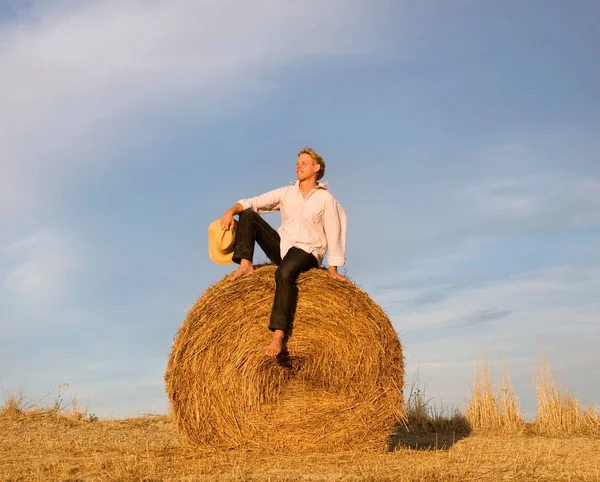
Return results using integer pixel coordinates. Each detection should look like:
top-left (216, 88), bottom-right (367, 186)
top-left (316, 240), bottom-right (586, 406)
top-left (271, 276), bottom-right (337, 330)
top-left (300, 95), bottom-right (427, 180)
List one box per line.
top-left (298, 147), bottom-right (326, 181)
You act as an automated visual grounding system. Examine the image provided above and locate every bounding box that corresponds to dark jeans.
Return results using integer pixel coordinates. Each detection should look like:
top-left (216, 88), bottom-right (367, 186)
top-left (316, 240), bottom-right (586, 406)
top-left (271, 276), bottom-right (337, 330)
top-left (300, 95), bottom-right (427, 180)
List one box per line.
top-left (233, 209), bottom-right (319, 334)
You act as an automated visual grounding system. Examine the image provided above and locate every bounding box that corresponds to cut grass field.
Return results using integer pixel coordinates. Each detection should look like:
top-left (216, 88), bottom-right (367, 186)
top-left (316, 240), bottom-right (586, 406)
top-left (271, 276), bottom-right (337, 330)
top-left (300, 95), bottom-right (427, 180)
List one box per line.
top-left (1, 363), bottom-right (599, 481)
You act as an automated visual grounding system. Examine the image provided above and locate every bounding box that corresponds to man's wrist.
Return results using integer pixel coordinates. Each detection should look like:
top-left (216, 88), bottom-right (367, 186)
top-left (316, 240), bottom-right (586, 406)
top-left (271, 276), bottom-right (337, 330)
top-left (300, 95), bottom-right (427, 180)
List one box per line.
top-left (329, 266), bottom-right (338, 273)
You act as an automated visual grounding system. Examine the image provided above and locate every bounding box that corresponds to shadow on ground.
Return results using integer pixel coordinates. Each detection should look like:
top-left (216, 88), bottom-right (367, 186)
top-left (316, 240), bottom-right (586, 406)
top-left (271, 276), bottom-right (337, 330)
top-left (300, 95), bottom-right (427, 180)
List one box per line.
top-left (388, 415), bottom-right (472, 451)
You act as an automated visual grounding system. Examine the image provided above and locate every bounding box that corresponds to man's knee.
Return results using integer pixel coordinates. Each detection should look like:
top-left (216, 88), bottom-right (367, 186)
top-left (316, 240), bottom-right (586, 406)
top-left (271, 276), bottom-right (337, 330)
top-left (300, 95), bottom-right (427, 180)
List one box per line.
top-left (275, 263), bottom-right (296, 283)
top-left (238, 208), bottom-right (257, 221)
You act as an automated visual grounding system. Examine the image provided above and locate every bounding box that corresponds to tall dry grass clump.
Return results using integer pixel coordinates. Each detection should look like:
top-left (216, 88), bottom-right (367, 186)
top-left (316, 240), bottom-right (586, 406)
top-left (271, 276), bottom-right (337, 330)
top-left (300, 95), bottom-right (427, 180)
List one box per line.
top-left (532, 360), bottom-right (600, 437)
top-left (165, 265), bottom-right (405, 453)
top-left (466, 364), bottom-right (524, 434)
top-left (403, 377), bottom-right (469, 435)
top-left (1, 392), bottom-right (27, 417)
top-left (1, 386), bottom-right (96, 423)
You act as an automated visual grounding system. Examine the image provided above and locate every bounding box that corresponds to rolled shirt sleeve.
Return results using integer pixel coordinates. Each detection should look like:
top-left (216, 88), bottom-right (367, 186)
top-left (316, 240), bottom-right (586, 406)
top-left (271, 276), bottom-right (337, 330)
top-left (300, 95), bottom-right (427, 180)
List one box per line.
top-left (237, 187), bottom-right (285, 214)
top-left (323, 198), bottom-right (346, 267)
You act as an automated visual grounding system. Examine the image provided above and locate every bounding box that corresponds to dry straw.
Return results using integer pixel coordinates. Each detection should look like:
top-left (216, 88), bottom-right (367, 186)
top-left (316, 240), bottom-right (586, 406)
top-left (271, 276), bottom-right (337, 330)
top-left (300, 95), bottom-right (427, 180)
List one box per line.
top-left (466, 364), bottom-right (524, 434)
top-left (165, 265), bottom-right (405, 453)
top-left (533, 359), bottom-right (600, 437)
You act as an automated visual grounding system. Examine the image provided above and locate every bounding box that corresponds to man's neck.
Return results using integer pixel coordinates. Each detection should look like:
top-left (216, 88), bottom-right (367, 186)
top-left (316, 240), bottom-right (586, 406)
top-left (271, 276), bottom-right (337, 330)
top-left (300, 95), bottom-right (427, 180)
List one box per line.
top-left (298, 178), bottom-right (318, 196)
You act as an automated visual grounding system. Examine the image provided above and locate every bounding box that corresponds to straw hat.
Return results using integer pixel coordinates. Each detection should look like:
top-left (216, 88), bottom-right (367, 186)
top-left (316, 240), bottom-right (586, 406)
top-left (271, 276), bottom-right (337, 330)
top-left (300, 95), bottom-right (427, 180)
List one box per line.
top-left (208, 219), bottom-right (238, 265)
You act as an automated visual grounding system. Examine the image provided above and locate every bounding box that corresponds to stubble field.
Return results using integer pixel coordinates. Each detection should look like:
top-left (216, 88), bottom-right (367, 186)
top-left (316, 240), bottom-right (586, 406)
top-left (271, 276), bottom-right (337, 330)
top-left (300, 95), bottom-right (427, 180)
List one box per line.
top-left (1, 411), bottom-right (599, 481)
top-left (2, 364), bottom-right (599, 482)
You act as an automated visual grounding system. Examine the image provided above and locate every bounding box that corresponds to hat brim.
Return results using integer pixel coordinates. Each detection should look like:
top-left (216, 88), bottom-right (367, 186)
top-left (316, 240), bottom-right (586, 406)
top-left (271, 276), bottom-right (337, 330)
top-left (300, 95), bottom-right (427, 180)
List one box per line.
top-left (209, 245), bottom-right (235, 265)
top-left (208, 219), bottom-right (238, 265)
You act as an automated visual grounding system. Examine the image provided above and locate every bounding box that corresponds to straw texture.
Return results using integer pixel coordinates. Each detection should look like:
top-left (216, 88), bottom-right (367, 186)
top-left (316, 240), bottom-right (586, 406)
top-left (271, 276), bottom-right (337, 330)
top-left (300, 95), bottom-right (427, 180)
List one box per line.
top-left (165, 265), bottom-right (404, 452)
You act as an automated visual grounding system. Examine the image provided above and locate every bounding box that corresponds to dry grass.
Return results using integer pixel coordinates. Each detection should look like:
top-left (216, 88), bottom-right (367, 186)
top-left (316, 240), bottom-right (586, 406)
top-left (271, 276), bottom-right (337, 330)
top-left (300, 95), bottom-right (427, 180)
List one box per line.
top-left (532, 359), bottom-right (600, 437)
top-left (1, 392), bottom-right (26, 417)
top-left (1, 386), bottom-right (94, 423)
top-left (1, 408), bottom-right (599, 481)
top-left (3, 359), bottom-right (600, 481)
top-left (401, 376), bottom-right (468, 436)
top-left (466, 361), bottom-right (600, 438)
top-left (387, 377), bottom-right (470, 452)
top-left (165, 266), bottom-right (405, 453)
top-left (466, 364), bottom-right (525, 434)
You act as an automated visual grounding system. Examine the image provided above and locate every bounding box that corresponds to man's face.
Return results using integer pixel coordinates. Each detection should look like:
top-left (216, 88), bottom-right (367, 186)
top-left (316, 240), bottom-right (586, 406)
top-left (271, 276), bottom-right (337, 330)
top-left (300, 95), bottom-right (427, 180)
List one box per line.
top-left (296, 153), bottom-right (319, 182)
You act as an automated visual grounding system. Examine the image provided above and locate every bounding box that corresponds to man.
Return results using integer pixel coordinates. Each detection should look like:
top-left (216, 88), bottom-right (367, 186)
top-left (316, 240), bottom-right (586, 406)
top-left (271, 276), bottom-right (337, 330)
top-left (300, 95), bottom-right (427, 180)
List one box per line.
top-left (220, 147), bottom-right (348, 357)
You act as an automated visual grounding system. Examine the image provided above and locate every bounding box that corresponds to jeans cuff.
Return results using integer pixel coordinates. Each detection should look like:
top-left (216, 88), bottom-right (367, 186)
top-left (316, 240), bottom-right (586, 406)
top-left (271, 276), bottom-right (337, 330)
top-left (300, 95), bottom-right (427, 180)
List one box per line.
top-left (269, 320), bottom-right (288, 333)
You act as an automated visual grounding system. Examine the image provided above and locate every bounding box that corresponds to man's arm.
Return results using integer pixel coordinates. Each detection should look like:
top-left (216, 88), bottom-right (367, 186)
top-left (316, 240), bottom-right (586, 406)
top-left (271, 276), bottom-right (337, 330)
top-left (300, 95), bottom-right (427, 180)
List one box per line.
top-left (220, 187), bottom-right (286, 231)
top-left (323, 197), bottom-right (349, 282)
top-left (221, 203), bottom-right (244, 231)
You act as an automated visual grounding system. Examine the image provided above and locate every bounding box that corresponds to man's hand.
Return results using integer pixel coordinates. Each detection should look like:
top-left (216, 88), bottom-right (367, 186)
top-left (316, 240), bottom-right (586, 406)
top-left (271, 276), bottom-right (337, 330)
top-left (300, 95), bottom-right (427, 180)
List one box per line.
top-left (329, 266), bottom-right (350, 282)
top-left (221, 203), bottom-right (244, 230)
top-left (221, 210), bottom-right (235, 231)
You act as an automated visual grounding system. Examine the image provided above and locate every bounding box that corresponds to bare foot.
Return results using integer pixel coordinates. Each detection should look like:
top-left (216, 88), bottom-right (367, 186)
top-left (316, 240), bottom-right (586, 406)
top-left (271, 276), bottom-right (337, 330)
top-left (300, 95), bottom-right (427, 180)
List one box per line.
top-left (265, 330), bottom-right (285, 357)
top-left (226, 259), bottom-right (254, 281)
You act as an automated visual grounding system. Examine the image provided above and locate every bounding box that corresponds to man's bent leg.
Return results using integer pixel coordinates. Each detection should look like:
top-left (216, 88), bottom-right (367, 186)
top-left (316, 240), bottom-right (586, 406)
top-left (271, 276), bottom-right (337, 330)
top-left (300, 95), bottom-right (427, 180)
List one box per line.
top-left (266, 247), bottom-right (319, 356)
top-left (228, 209), bottom-right (281, 281)
top-left (232, 209), bottom-right (281, 265)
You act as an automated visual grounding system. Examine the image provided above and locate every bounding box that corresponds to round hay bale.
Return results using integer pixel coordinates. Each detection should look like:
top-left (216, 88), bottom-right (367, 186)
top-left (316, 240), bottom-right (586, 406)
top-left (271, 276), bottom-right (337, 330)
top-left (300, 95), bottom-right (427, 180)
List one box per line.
top-left (165, 265), bottom-right (404, 452)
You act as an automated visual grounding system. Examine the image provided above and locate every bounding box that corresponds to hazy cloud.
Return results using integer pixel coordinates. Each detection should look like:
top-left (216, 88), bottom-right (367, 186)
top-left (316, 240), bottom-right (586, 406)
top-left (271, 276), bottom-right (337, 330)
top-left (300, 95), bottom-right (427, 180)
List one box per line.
top-left (0, 0), bottom-right (386, 218)
top-left (458, 175), bottom-right (600, 231)
top-left (2, 229), bottom-right (80, 306)
top-left (453, 309), bottom-right (512, 327)
top-left (392, 263), bottom-right (600, 332)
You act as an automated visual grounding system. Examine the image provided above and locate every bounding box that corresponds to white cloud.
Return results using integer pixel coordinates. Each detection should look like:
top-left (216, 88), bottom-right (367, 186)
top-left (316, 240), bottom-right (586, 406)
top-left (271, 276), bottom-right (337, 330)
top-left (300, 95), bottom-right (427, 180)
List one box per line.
top-left (460, 178), bottom-right (540, 218)
top-left (0, 0), bottom-right (386, 218)
top-left (2, 229), bottom-right (80, 306)
top-left (390, 263), bottom-right (600, 332)
top-left (455, 174), bottom-right (600, 233)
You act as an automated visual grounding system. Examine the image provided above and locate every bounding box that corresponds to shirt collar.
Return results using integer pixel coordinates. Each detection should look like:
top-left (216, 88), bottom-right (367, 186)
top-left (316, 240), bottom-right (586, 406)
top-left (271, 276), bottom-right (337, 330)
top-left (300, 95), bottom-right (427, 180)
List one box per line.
top-left (291, 180), bottom-right (328, 190)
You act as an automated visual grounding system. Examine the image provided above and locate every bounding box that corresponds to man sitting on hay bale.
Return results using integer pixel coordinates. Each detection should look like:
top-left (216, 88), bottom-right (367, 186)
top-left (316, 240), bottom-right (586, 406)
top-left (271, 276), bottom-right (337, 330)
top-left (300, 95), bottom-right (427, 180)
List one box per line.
top-left (215, 147), bottom-right (348, 357)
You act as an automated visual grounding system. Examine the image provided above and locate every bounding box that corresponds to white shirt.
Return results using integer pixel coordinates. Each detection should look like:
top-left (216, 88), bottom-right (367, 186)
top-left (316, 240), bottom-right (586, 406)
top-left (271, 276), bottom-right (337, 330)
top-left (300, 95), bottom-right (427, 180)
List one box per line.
top-left (237, 181), bottom-right (346, 266)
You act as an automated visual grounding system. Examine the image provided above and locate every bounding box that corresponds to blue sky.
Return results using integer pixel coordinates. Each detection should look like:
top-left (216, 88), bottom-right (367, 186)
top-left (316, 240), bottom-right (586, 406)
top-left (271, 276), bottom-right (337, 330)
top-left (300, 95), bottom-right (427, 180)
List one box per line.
top-left (1, 0), bottom-right (599, 418)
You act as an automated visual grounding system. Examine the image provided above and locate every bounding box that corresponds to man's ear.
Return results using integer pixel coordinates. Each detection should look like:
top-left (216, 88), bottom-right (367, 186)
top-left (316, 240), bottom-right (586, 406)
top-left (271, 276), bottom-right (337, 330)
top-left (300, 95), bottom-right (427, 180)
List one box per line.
top-left (314, 164), bottom-right (320, 173)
